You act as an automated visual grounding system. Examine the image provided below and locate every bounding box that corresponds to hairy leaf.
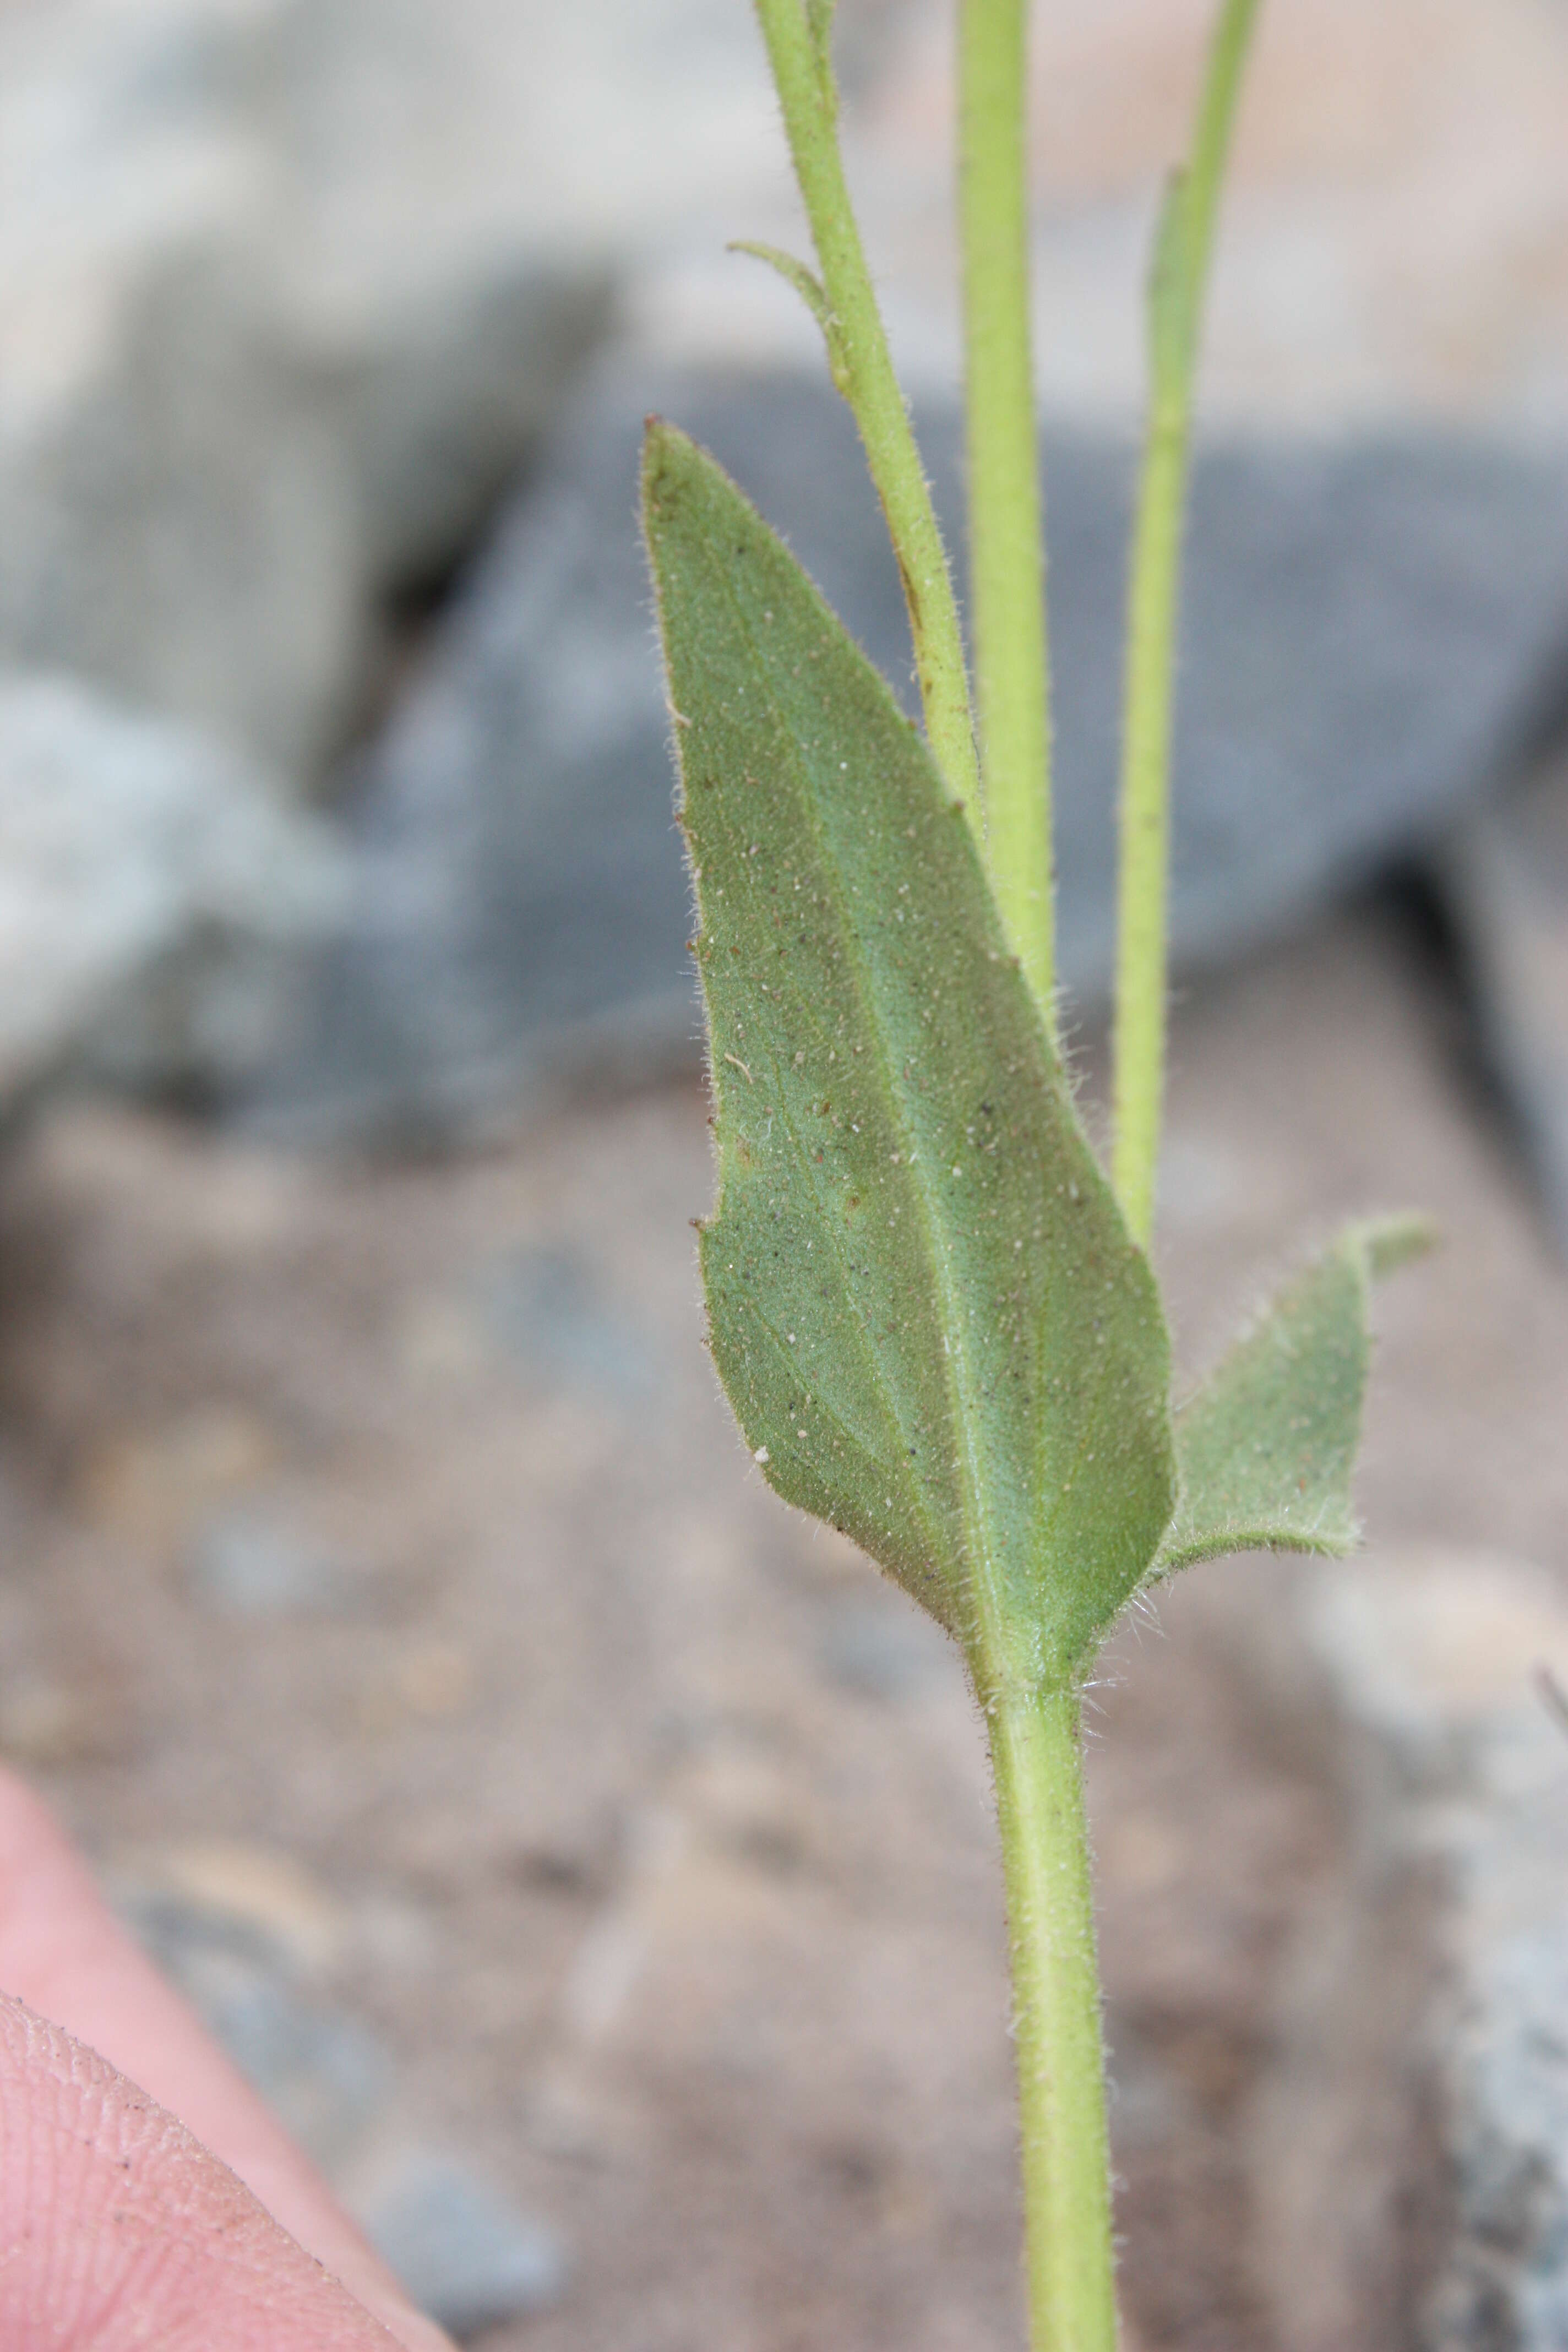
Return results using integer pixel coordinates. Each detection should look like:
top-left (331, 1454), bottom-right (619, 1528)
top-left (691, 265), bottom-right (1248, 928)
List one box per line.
top-left (728, 241), bottom-right (849, 395)
top-left (729, 241), bottom-right (832, 333)
top-left (643, 421), bottom-right (1175, 1692)
top-left (1155, 1216), bottom-right (1432, 1576)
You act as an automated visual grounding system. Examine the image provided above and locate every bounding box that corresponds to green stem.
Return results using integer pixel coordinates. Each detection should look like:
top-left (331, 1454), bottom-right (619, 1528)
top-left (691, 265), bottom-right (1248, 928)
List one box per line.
top-left (1111, 0), bottom-right (1261, 1246)
top-left (987, 1680), bottom-right (1116, 2352)
top-left (959, 0), bottom-right (1054, 1017)
top-left (752, 0), bottom-right (982, 816)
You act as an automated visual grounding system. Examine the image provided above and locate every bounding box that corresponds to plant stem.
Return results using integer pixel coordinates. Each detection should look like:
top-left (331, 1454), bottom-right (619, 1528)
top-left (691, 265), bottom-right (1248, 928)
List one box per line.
top-left (752, 0), bottom-right (982, 816)
top-left (986, 1680), bottom-right (1116, 2352)
top-left (1111, 0), bottom-right (1261, 1246)
top-left (959, 0), bottom-right (1054, 1018)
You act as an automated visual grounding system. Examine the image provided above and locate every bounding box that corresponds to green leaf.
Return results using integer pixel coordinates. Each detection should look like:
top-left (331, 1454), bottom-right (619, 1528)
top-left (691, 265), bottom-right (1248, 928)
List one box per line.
top-left (1155, 1216), bottom-right (1433, 1576)
top-left (729, 240), bottom-right (832, 331)
top-left (728, 241), bottom-right (850, 396)
top-left (643, 420), bottom-right (1176, 1694)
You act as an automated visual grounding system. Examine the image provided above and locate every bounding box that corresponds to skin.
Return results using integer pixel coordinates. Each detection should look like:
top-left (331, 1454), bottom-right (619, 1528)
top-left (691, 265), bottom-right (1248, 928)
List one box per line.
top-left (0, 1765), bottom-right (453, 2352)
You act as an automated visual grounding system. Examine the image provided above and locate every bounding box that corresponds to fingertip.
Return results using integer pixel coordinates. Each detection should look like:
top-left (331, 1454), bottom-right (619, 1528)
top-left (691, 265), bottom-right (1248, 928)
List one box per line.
top-left (0, 1994), bottom-right (407, 2350)
top-left (0, 1773), bottom-right (450, 2350)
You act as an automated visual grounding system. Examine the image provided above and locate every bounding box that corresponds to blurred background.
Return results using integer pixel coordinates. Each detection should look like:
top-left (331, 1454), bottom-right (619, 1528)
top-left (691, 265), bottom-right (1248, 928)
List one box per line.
top-left (2, 0), bottom-right (1568, 2344)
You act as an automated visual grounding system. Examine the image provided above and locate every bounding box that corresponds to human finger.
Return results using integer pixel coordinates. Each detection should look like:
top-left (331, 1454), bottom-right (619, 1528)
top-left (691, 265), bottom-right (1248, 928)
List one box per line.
top-left (0, 1766), bottom-right (450, 2350)
top-left (0, 1992), bottom-right (424, 2350)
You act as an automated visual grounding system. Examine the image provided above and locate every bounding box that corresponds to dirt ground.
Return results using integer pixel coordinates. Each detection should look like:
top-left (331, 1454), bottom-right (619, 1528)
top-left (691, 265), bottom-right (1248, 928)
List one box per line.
top-left (0, 899), bottom-right (1564, 2350)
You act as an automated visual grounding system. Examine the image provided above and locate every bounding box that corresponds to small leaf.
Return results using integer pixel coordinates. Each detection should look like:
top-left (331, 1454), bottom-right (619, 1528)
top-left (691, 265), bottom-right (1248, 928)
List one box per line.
top-left (1154, 1216), bottom-right (1434, 1576)
top-left (728, 241), bottom-right (850, 395)
top-left (729, 240), bottom-right (832, 331)
top-left (643, 421), bottom-right (1175, 1695)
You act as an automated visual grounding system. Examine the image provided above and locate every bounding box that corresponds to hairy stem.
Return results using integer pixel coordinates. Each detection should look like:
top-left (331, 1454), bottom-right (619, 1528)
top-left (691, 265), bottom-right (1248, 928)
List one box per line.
top-left (1111, 0), bottom-right (1261, 1245)
top-left (753, 0), bottom-right (982, 814)
top-left (986, 1680), bottom-right (1116, 2352)
top-left (959, 0), bottom-right (1054, 1016)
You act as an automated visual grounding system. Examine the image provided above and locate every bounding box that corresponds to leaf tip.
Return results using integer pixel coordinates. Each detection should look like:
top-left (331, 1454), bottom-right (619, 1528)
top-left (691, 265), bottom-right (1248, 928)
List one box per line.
top-left (640, 414), bottom-right (698, 510)
top-left (1351, 1213), bottom-right (1439, 1281)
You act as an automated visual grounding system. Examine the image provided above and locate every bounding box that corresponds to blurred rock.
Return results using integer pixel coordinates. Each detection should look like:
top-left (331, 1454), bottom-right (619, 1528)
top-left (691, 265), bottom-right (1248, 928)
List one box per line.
top-left (80, 1404), bottom-right (281, 1552)
top-left (117, 1855), bottom-right (390, 2176)
top-left (256, 365), bottom-right (1568, 1140)
top-left (1242, 1552), bottom-right (1568, 2352)
top-left (0, 224), bottom-right (365, 777)
top-left (818, 1596), bottom-right (955, 1702)
top-left (116, 1844), bottom-right (565, 2338)
top-left (354, 2148), bottom-right (567, 2341)
top-left (186, 1503), bottom-right (361, 1618)
top-left (1433, 739), bottom-right (1568, 1251)
top-left (0, 673), bottom-right (343, 1114)
top-left (356, 1640), bottom-right (475, 1734)
top-left (130, 1838), bottom-right (350, 1976)
top-left (0, 1674), bottom-right (114, 1765)
top-left (0, 0), bottom-right (788, 771)
top-left (477, 1246), bottom-right (658, 1407)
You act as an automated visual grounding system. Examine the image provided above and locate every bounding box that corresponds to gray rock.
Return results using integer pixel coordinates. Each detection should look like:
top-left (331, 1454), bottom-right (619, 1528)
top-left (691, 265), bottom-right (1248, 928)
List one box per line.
top-left (0, 0), bottom-right (785, 771)
top-left (0, 222), bottom-right (367, 778)
top-left (0, 672), bottom-right (344, 1112)
top-left (186, 1505), bottom-right (361, 1618)
top-left (258, 364), bottom-right (1568, 1140)
top-left (117, 1852), bottom-right (568, 2339)
top-left (118, 1879), bottom-right (393, 2177)
top-left (818, 1596), bottom-right (955, 1702)
top-left (476, 1245), bottom-right (658, 1407)
top-left (356, 2150), bottom-right (567, 2340)
top-left (1239, 1552), bottom-right (1568, 2352)
top-left (262, 0), bottom-right (777, 586)
top-left (1431, 742), bottom-right (1568, 1253)
top-left (311, 260), bottom-right (612, 593)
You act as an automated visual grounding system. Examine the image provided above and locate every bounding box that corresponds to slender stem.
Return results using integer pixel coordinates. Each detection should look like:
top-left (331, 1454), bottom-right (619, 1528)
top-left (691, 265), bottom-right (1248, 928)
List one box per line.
top-left (1111, 0), bottom-right (1261, 1246)
top-left (1110, 407), bottom-right (1184, 1251)
top-left (959, 0), bottom-right (1054, 1019)
top-left (987, 1680), bottom-right (1116, 2352)
top-left (753, 0), bottom-right (982, 816)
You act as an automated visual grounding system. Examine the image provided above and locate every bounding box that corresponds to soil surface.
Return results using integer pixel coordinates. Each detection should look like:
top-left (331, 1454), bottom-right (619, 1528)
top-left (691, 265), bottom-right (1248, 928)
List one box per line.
top-left (0, 900), bottom-right (1564, 2350)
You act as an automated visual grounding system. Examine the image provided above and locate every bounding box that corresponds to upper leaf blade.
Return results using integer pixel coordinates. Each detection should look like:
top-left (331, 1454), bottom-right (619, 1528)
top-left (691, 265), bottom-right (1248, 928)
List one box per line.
top-left (643, 420), bottom-right (1175, 1691)
top-left (1156, 1215), bottom-right (1432, 1576)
